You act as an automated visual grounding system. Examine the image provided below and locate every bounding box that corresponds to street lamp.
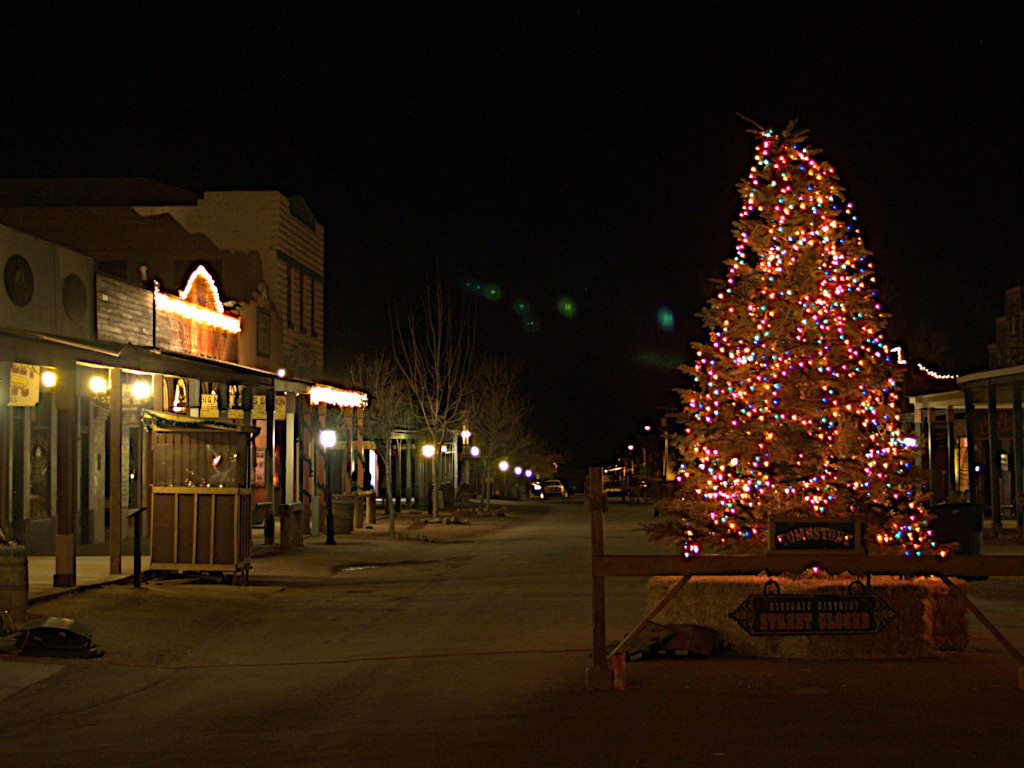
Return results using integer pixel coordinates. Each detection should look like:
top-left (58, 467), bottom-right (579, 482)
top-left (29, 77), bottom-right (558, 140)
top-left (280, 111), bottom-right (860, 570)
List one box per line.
top-left (320, 429), bottom-right (337, 545)
top-left (131, 379), bottom-right (152, 401)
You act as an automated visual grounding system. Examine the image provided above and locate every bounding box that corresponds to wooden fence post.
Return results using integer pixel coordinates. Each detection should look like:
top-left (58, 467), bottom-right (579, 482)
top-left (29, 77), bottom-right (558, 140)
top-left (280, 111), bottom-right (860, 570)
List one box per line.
top-left (586, 466), bottom-right (614, 690)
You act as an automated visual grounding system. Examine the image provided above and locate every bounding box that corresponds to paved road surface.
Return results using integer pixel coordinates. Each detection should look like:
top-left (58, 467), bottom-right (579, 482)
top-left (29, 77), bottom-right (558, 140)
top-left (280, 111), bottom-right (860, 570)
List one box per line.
top-left (2, 501), bottom-right (1023, 767)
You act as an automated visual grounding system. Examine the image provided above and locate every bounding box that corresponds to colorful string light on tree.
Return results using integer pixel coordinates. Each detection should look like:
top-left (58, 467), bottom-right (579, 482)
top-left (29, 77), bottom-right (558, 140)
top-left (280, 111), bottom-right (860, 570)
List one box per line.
top-left (648, 120), bottom-right (933, 557)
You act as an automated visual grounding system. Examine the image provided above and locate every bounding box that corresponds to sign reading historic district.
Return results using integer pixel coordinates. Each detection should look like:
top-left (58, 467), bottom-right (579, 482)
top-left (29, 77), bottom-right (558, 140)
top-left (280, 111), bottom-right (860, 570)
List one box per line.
top-left (730, 592), bottom-right (896, 636)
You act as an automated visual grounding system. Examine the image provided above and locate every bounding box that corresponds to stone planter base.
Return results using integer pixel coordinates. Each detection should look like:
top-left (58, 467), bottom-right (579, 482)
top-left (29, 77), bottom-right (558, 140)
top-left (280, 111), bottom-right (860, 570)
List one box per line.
top-left (647, 575), bottom-right (968, 659)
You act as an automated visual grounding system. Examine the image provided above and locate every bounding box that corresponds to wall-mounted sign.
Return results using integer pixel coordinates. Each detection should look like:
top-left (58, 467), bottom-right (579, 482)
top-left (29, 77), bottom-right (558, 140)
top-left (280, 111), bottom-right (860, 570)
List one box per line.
top-left (730, 592), bottom-right (896, 636)
top-left (200, 392), bottom-right (220, 418)
top-left (254, 449), bottom-right (266, 487)
top-left (769, 517), bottom-right (862, 553)
top-left (8, 362), bottom-right (39, 406)
top-left (275, 394), bottom-right (287, 420)
top-left (252, 394), bottom-right (267, 420)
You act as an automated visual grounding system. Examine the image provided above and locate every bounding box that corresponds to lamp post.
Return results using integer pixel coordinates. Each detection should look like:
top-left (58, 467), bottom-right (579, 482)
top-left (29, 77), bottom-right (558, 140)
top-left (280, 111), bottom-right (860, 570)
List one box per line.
top-left (498, 459), bottom-right (509, 498)
top-left (459, 429), bottom-right (472, 492)
top-left (320, 429), bottom-right (337, 545)
top-left (468, 444), bottom-right (481, 496)
top-left (422, 444), bottom-right (436, 516)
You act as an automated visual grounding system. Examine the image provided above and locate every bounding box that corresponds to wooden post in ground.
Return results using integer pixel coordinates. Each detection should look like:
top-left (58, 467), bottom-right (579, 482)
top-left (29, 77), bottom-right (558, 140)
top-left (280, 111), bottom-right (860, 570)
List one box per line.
top-left (586, 466), bottom-right (614, 690)
top-left (109, 367), bottom-right (122, 575)
top-left (53, 365), bottom-right (77, 587)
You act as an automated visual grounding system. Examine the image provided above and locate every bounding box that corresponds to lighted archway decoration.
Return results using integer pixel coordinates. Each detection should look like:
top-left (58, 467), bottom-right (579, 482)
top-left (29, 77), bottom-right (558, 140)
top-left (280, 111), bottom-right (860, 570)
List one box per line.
top-left (154, 265), bottom-right (241, 334)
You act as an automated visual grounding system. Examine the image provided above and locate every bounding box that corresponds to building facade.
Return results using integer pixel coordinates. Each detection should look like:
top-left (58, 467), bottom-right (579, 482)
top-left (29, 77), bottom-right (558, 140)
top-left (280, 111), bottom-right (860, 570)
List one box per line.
top-left (1, 180), bottom-right (366, 587)
top-left (908, 287), bottom-right (1024, 534)
top-left (135, 191), bottom-right (325, 380)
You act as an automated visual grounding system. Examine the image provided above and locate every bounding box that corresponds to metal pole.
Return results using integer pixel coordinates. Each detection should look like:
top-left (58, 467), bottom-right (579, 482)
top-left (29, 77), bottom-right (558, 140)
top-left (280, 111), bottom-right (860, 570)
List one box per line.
top-left (325, 448), bottom-right (335, 545)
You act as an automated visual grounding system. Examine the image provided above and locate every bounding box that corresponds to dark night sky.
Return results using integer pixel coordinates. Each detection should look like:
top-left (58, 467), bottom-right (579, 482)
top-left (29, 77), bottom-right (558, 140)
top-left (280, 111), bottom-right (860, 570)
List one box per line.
top-left (1, 7), bottom-right (1021, 471)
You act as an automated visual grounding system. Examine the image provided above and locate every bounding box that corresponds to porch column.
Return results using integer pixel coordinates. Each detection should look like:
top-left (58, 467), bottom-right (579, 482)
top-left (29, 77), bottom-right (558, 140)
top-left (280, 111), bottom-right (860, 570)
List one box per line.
top-left (53, 366), bottom-right (77, 587)
top-left (946, 406), bottom-right (957, 499)
top-left (344, 409), bottom-right (354, 492)
top-left (1014, 381), bottom-right (1023, 536)
top-left (109, 367), bottom-right (122, 575)
top-left (357, 409), bottom-right (365, 483)
top-left (964, 387), bottom-right (978, 503)
top-left (926, 408), bottom-right (938, 502)
top-left (266, 388), bottom-right (278, 507)
top-left (988, 382), bottom-right (1002, 529)
top-left (285, 392), bottom-right (296, 504)
top-left (403, 438), bottom-right (411, 505)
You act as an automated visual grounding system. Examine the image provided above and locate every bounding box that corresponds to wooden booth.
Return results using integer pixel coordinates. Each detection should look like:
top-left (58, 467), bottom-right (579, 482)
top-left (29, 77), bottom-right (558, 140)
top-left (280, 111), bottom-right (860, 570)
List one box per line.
top-left (144, 410), bottom-right (258, 583)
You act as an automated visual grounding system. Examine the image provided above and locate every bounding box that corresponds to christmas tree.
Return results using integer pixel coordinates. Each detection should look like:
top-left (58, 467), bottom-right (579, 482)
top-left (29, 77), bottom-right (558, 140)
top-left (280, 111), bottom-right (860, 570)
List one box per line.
top-left (650, 120), bottom-right (930, 556)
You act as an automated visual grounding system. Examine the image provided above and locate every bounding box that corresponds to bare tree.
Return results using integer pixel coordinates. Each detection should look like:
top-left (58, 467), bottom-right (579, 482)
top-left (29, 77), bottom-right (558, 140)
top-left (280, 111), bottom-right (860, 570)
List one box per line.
top-left (467, 355), bottom-right (534, 512)
top-left (394, 285), bottom-right (477, 519)
top-left (346, 353), bottom-right (413, 536)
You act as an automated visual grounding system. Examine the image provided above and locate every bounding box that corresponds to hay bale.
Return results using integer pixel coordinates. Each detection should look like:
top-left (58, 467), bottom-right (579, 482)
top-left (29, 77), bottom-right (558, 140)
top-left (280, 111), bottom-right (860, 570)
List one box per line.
top-left (647, 575), bottom-right (968, 659)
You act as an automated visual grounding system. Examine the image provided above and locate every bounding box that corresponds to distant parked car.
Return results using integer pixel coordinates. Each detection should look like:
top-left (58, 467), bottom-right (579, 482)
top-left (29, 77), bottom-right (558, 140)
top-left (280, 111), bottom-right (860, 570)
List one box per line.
top-left (541, 479), bottom-right (568, 499)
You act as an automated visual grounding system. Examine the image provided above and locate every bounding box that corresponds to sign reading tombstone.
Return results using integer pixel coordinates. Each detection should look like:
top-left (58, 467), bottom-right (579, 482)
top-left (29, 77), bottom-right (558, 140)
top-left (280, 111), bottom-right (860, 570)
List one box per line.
top-left (769, 517), bottom-right (861, 553)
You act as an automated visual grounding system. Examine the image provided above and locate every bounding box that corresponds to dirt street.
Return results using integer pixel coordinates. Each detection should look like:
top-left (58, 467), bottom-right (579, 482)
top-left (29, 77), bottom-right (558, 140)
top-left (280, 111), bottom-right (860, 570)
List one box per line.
top-left (2, 501), bottom-right (1024, 767)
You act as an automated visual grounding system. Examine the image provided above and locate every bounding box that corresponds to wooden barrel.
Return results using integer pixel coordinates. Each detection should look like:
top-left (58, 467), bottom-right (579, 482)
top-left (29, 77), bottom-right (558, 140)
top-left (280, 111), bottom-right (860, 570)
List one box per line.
top-left (0, 546), bottom-right (28, 627)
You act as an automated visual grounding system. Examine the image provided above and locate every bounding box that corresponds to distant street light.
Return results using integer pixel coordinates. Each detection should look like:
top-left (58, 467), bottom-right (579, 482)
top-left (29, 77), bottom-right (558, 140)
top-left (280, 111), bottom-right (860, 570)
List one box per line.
top-left (320, 429), bottom-right (337, 545)
top-left (422, 444), bottom-right (436, 459)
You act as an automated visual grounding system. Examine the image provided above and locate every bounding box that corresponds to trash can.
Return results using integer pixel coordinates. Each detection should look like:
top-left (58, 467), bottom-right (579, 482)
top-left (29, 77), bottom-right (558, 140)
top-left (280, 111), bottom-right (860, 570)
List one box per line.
top-left (929, 503), bottom-right (985, 555)
top-left (331, 494), bottom-right (355, 534)
top-left (441, 483), bottom-right (456, 510)
top-left (277, 503), bottom-right (305, 550)
top-left (0, 545), bottom-right (28, 627)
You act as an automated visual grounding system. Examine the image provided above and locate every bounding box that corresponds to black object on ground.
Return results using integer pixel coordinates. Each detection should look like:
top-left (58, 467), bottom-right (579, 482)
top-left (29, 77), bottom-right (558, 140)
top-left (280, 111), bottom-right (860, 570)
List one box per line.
top-left (612, 622), bottom-right (719, 661)
top-left (14, 617), bottom-right (103, 658)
